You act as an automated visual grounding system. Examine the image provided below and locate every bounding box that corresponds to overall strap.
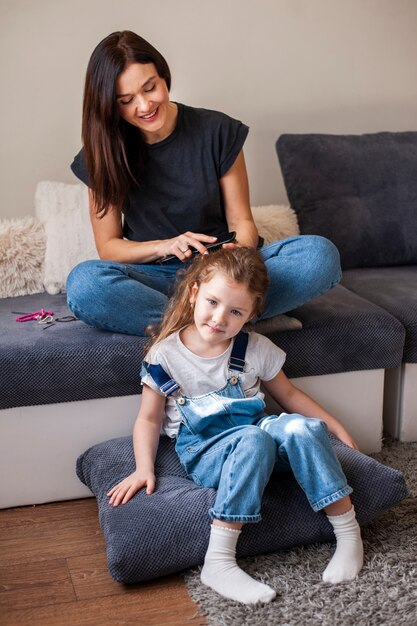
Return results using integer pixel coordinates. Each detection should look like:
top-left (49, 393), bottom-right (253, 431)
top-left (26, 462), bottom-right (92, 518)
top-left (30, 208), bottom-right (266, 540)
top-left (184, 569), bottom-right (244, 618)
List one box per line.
top-left (142, 361), bottom-right (180, 397)
top-left (228, 331), bottom-right (249, 372)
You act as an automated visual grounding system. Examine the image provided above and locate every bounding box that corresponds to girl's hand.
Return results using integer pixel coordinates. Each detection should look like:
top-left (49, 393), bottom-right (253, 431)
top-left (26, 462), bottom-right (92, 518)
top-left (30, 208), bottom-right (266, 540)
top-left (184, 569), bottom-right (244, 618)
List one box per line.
top-left (161, 231), bottom-right (217, 262)
top-left (332, 425), bottom-right (359, 451)
top-left (107, 470), bottom-right (156, 506)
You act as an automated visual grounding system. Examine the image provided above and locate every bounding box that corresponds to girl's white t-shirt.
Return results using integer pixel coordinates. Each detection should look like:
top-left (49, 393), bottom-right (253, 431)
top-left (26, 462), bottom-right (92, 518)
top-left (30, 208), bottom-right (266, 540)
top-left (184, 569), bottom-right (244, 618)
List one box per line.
top-left (142, 331), bottom-right (286, 438)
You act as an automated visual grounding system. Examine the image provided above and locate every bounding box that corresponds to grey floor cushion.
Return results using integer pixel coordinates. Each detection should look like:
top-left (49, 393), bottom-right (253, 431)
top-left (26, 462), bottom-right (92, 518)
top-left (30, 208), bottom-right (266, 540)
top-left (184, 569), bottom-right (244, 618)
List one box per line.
top-left (76, 435), bottom-right (407, 584)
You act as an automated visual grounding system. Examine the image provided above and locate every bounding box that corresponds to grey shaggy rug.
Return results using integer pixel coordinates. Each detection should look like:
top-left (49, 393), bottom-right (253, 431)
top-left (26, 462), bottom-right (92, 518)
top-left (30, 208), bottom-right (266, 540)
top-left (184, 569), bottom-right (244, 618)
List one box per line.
top-left (185, 438), bottom-right (417, 626)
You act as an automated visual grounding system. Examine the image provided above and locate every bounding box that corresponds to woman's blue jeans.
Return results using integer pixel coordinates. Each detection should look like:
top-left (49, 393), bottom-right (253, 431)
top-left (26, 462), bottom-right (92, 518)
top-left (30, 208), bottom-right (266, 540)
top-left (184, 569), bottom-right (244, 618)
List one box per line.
top-left (66, 235), bottom-right (341, 335)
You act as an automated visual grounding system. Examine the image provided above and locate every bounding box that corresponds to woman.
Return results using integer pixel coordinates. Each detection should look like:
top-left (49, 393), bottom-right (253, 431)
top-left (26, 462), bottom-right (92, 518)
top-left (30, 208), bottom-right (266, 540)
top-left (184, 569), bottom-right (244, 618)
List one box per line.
top-left (67, 30), bottom-right (340, 335)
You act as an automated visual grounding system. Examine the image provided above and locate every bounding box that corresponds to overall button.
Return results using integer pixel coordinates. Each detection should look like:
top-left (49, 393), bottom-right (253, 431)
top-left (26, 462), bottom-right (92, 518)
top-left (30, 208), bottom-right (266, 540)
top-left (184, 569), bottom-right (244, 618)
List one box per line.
top-left (230, 376), bottom-right (238, 385)
top-left (177, 397), bottom-right (186, 405)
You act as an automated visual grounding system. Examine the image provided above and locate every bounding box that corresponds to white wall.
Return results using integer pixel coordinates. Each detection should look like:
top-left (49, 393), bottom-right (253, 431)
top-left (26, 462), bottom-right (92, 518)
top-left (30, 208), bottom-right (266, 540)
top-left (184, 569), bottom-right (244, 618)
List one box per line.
top-left (1, 0), bottom-right (417, 219)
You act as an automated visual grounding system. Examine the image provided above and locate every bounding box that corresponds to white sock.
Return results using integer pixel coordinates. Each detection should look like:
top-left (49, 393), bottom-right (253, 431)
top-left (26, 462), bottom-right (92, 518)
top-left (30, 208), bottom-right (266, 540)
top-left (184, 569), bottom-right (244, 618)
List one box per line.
top-left (201, 525), bottom-right (276, 604)
top-left (322, 506), bottom-right (364, 584)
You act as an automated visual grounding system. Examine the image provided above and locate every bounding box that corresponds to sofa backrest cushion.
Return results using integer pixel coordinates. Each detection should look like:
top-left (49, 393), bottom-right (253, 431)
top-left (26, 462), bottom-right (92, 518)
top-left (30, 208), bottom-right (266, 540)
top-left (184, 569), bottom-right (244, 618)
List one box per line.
top-left (277, 132), bottom-right (417, 269)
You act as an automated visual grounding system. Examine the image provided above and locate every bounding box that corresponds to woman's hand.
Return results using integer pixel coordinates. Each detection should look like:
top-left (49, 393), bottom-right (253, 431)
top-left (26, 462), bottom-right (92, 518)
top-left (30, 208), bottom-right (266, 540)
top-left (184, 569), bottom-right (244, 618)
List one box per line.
top-left (221, 241), bottom-right (239, 251)
top-left (89, 193), bottom-right (219, 264)
top-left (107, 469), bottom-right (156, 506)
top-left (160, 231), bottom-right (217, 262)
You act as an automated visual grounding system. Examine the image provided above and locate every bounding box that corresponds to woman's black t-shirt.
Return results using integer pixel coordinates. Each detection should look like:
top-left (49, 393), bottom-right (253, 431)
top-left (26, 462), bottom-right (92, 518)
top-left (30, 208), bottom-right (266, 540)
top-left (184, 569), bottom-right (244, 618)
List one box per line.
top-left (70, 103), bottom-right (249, 243)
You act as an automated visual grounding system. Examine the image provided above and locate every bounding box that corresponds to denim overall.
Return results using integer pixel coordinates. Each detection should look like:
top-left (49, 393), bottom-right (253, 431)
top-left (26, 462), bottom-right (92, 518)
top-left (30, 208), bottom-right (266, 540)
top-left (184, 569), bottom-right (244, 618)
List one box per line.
top-left (144, 332), bottom-right (352, 523)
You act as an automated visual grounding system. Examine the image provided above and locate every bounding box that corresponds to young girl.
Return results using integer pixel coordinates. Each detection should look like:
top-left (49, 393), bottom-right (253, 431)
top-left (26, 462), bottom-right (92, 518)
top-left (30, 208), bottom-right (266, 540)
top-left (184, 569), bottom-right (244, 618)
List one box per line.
top-left (108, 248), bottom-right (363, 605)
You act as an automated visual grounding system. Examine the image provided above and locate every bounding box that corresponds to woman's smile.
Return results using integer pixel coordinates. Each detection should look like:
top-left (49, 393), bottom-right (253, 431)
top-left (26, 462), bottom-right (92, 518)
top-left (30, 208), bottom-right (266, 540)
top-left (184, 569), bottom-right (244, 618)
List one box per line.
top-left (138, 106), bottom-right (159, 121)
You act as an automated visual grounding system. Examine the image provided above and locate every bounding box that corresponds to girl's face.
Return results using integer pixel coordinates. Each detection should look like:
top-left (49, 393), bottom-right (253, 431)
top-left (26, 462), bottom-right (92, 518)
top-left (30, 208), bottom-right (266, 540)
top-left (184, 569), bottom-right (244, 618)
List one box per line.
top-left (116, 62), bottom-right (176, 144)
top-left (188, 272), bottom-right (255, 354)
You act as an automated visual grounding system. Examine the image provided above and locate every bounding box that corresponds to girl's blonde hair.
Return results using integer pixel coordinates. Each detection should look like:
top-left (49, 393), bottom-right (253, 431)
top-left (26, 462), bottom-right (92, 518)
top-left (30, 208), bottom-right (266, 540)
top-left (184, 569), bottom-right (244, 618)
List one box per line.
top-left (147, 247), bottom-right (269, 351)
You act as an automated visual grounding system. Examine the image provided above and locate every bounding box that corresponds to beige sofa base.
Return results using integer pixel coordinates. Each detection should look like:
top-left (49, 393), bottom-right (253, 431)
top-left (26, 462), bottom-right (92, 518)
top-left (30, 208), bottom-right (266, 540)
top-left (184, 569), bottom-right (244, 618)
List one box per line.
top-left (0, 369), bottom-right (384, 509)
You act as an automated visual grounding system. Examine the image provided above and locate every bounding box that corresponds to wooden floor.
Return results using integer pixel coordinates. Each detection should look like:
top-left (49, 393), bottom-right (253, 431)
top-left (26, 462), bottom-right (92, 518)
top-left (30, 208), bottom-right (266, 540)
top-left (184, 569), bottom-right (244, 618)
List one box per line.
top-left (0, 498), bottom-right (207, 626)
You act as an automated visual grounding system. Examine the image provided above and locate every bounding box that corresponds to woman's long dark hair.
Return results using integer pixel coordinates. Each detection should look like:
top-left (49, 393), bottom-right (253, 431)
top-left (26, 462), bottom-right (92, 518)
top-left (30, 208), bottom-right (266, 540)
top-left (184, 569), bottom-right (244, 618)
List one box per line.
top-left (82, 31), bottom-right (171, 216)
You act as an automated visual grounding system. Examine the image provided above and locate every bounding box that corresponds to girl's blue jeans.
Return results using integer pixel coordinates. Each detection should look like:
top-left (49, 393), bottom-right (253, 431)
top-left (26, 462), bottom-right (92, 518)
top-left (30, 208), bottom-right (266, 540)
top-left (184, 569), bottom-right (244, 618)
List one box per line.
top-left (66, 235), bottom-right (341, 335)
top-left (174, 377), bottom-right (352, 523)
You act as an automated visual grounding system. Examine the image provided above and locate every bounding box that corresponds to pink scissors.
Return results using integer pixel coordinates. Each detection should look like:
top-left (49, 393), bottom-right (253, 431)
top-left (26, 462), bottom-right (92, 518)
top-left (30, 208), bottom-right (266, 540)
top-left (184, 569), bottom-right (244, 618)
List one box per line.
top-left (15, 309), bottom-right (54, 322)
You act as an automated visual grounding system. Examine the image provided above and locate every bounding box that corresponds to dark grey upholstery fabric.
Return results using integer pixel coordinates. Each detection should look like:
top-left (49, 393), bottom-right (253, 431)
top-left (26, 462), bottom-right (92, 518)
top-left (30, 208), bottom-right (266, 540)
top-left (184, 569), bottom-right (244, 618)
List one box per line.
top-left (0, 287), bottom-right (405, 409)
top-left (271, 285), bottom-right (405, 378)
top-left (277, 132), bottom-right (417, 270)
top-left (76, 435), bottom-right (407, 583)
top-left (342, 267), bottom-right (417, 363)
top-left (0, 293), bottom-right (147, 410)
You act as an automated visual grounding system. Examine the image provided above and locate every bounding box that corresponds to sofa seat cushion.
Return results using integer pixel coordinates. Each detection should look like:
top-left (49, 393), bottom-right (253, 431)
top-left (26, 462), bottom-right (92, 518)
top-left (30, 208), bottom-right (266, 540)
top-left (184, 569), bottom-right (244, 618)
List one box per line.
top-left (268, 284), bottom-right (405, 378)
top-left (277, 131), bottom-right (417, 269)
top-left (76, 434), bottom-right (407, 583)
top-left (0, 293), bottom-right (147, 410)
top-left (0, 286), bottom-right (405, 409)
top-left (342, 267), bottom-right (417, 363)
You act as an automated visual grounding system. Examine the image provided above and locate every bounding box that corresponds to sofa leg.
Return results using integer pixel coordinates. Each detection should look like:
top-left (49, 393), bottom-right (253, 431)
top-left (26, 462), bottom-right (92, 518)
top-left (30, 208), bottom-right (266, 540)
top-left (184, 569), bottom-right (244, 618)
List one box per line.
top-left (383, 367), bottom-right (402, 439)
top-left (384, 364), bottom-right (417, 442)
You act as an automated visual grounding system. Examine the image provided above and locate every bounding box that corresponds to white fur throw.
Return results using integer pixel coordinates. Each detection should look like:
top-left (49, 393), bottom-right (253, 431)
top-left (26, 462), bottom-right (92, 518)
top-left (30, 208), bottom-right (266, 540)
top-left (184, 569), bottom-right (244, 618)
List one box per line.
top-left (35, 181), bottom-right (98, 294)
top-left (0, 216), bottom-right (46, 298)
top-left (252, 204), bottom-right (300, 244)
